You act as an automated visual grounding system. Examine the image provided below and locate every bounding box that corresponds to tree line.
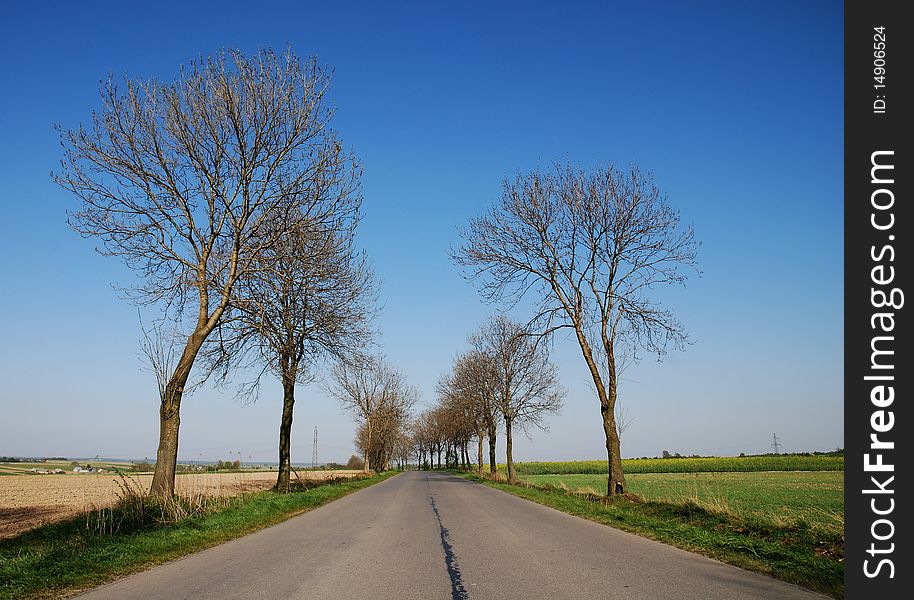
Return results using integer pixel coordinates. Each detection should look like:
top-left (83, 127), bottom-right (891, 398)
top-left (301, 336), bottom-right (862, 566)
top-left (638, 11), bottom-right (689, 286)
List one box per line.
top-left (58, 47), bottom-right (697, 498)
top-left (413, 316), bottom-right (563, 482)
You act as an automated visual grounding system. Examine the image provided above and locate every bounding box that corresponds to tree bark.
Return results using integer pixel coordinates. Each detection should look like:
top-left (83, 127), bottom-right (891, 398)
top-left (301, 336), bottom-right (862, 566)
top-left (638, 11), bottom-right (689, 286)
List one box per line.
top-left (570, 326), bottom-right (626, 496)
top-left (149, 332), bottom-right (205, 497)
top-left (149, 401), bottom-right (180, 498)
top-left (505, 416), bottom-right (516, 483)
top-left (477, 432), bottom-right (484, 476)
top-left (274, 372), bottom-right (296, 491)
top-left (602, 383), bottom-right (626, 495)
top-left (487, 425), bottom-right (497, 477)
top-left (363, 420), bottom-right (372, 472)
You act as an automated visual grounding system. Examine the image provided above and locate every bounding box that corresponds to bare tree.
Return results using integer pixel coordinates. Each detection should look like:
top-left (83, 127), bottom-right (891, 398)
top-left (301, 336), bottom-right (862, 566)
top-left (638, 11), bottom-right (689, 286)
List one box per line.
top-left (455, 164), bottom-right (698, 495)
top-left (329, 356), bottom-right (417, 472)
top-left (444, 350), bottom-right (500, 476)
top-left (434, 380), bottom-right (477, 470)
top-left (210, 198), bottom-right (375, 490)
top-left (472, 316), bottom-right (563, 483)
top-left (413, 408), bottom-right (447, 470)
top-left (413, 411), bottom-right (434, 470)
top-left (354, 400), bottom-right (411, 471)
top-left (139, 318), bottom-right (180, 406)
top-left (57, 48), bottom-right (346, 496)
top-left (390, 425), bottom-right (414, 470)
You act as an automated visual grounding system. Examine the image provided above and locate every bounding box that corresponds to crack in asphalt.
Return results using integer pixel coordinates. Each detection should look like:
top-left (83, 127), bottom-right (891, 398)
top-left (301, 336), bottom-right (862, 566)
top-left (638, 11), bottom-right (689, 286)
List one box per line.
top-left (426, 475), bottom-right (469, 600)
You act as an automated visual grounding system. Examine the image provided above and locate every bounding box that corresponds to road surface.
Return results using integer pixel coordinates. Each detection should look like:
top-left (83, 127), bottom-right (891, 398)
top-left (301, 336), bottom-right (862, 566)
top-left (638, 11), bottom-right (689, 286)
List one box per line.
top-left (78, 471), bottom-right (827, 599)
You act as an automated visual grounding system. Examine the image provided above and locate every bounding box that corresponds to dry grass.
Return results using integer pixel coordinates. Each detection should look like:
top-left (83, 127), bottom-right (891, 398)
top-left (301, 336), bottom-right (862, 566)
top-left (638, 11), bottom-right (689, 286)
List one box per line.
top-left (0, 470), bottom-right (362, 538)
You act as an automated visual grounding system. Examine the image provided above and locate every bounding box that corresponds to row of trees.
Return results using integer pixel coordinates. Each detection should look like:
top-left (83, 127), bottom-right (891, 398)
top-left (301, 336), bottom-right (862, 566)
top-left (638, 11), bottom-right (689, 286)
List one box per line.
top-left (60, 47), bottom-right (698, 498)
top-left (329, 356), bottom-right (417, 472)
top-left (411, 161), bottom-right (698, 497)
top-left (415, 316), bottom-right (563, 482)
top-left (59, 48), bottom-right (392, 495)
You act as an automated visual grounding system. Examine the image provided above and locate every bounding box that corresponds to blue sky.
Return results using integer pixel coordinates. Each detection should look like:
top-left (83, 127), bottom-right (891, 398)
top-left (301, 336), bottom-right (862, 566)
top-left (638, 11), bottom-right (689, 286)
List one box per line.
top-left (0, 1), bottom-right (842, 463)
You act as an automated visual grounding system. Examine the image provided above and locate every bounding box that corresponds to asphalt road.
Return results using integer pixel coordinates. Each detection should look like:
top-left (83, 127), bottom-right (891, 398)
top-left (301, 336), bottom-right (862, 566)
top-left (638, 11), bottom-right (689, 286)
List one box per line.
top-left (77, 471), bottom-right (827, 599)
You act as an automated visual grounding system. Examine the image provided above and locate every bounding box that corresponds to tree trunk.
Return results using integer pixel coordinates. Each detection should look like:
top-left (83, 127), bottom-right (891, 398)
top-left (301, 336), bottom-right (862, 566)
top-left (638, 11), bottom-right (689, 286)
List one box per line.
top-left (477, 432), bottom-right (484, 476)
top-left (487, 425), bottom-right (497, 477)
top-left (363, 420), bottom-right (372, 472)
top-left (274, 373), bottom-right (295, 491)
top-left (149, 332), bottom-right (204, 497)
top-left (571, 326), bottom-right (626, 496)
top-left (505, 416), bottom-right (516, 483)
top-left (149, 401), bottom-right (180, 498)
top-left (601, 354), bottom-right (626, 496)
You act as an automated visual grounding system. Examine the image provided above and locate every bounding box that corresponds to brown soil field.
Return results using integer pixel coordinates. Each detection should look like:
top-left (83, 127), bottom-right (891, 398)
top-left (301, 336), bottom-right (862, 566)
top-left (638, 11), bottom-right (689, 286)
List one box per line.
top-left (0, 470), bottom-right (362, 539)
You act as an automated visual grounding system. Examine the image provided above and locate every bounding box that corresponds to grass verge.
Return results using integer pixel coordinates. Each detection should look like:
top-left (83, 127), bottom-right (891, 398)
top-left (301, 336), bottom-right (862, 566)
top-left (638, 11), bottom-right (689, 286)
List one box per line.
top-left (0, 471), bottom-right (398, 600)
top-left (458, 473), bottom-right (843, 598)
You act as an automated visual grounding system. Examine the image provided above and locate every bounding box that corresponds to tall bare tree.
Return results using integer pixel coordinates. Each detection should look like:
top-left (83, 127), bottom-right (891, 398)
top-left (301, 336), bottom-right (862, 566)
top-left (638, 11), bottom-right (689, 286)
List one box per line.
top-left (472, 316), bottom-right (563, 483)
top-left (329, 356), bottom-right (417, 472)
top-left (456, 164), bottom-right (698, 495)
top-left (57, 48), bottom-right (346, 496)
top-left (211, 198), bottom-right (375, 490)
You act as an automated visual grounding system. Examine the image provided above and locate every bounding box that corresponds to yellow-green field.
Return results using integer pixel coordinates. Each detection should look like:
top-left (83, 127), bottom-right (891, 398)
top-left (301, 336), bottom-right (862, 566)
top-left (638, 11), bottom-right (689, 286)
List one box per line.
top-left (522, 471), bottom-right (843, 536)
top-left (505, 454), bottom-right (843, 475)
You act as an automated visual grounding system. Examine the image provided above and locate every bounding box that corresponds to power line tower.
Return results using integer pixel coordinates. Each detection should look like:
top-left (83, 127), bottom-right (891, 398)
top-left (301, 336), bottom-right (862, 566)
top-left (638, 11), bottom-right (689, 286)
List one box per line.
top-left (312, 426), bottom-right (318, 468)
top-left (771, 433), bottom-right (782, 455)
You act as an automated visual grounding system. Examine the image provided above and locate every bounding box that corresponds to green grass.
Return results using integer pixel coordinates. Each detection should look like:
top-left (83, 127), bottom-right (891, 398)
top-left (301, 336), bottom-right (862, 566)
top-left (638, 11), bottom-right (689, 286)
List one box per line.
top-left (504, 454), bottom-right (843, 475)
top-left (0, 471), bottom-right (398, 600)
top-left (523, 472), bottom-right (844, 536)
top-left (459, 474), bottom-right (844, 598)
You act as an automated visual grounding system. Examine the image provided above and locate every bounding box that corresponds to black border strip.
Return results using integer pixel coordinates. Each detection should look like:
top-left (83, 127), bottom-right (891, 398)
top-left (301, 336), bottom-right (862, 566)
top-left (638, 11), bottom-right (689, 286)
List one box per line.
top-left (845, 1), bottom-right (910, 597)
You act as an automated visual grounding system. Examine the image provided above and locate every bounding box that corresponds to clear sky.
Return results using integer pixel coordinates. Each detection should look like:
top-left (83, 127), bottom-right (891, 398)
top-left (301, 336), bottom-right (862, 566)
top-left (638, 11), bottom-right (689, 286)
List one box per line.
top-left (0, 1), bottom-right (843, 463)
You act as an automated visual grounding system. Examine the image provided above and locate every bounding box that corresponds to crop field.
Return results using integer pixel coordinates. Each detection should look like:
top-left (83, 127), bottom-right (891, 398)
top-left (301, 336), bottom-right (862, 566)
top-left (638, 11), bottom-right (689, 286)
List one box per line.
top-left (521, 471), bottom-right (844, 535)
top-left (506, 454), bottom-right (843, 475)
top-left (0, 470), bottom-right (362, 539)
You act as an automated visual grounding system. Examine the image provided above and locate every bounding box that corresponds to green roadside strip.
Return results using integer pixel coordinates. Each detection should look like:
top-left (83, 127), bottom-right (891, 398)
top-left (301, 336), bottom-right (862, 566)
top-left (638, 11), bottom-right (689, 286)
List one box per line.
top-left (457, 473), bottom-right (843, 599)
top-left (0, 471), bottom-right (398, 600)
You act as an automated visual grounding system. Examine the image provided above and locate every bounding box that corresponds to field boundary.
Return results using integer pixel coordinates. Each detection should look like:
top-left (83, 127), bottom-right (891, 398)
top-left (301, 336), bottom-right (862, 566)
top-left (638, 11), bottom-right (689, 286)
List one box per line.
top-left (500, 454), bottom-right (844, 475)
top-left (0, 471), bottom-right (399, 600)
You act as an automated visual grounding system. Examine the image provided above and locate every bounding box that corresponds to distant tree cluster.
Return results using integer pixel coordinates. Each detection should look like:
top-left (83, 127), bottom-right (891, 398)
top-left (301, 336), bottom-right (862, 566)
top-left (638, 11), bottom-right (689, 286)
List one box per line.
top-left (329, 356), bottom-right (416, 472)
top-left (415, 316), bottom-right (564, 481)
top-left (212, 460), bottom-right (243, 471)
